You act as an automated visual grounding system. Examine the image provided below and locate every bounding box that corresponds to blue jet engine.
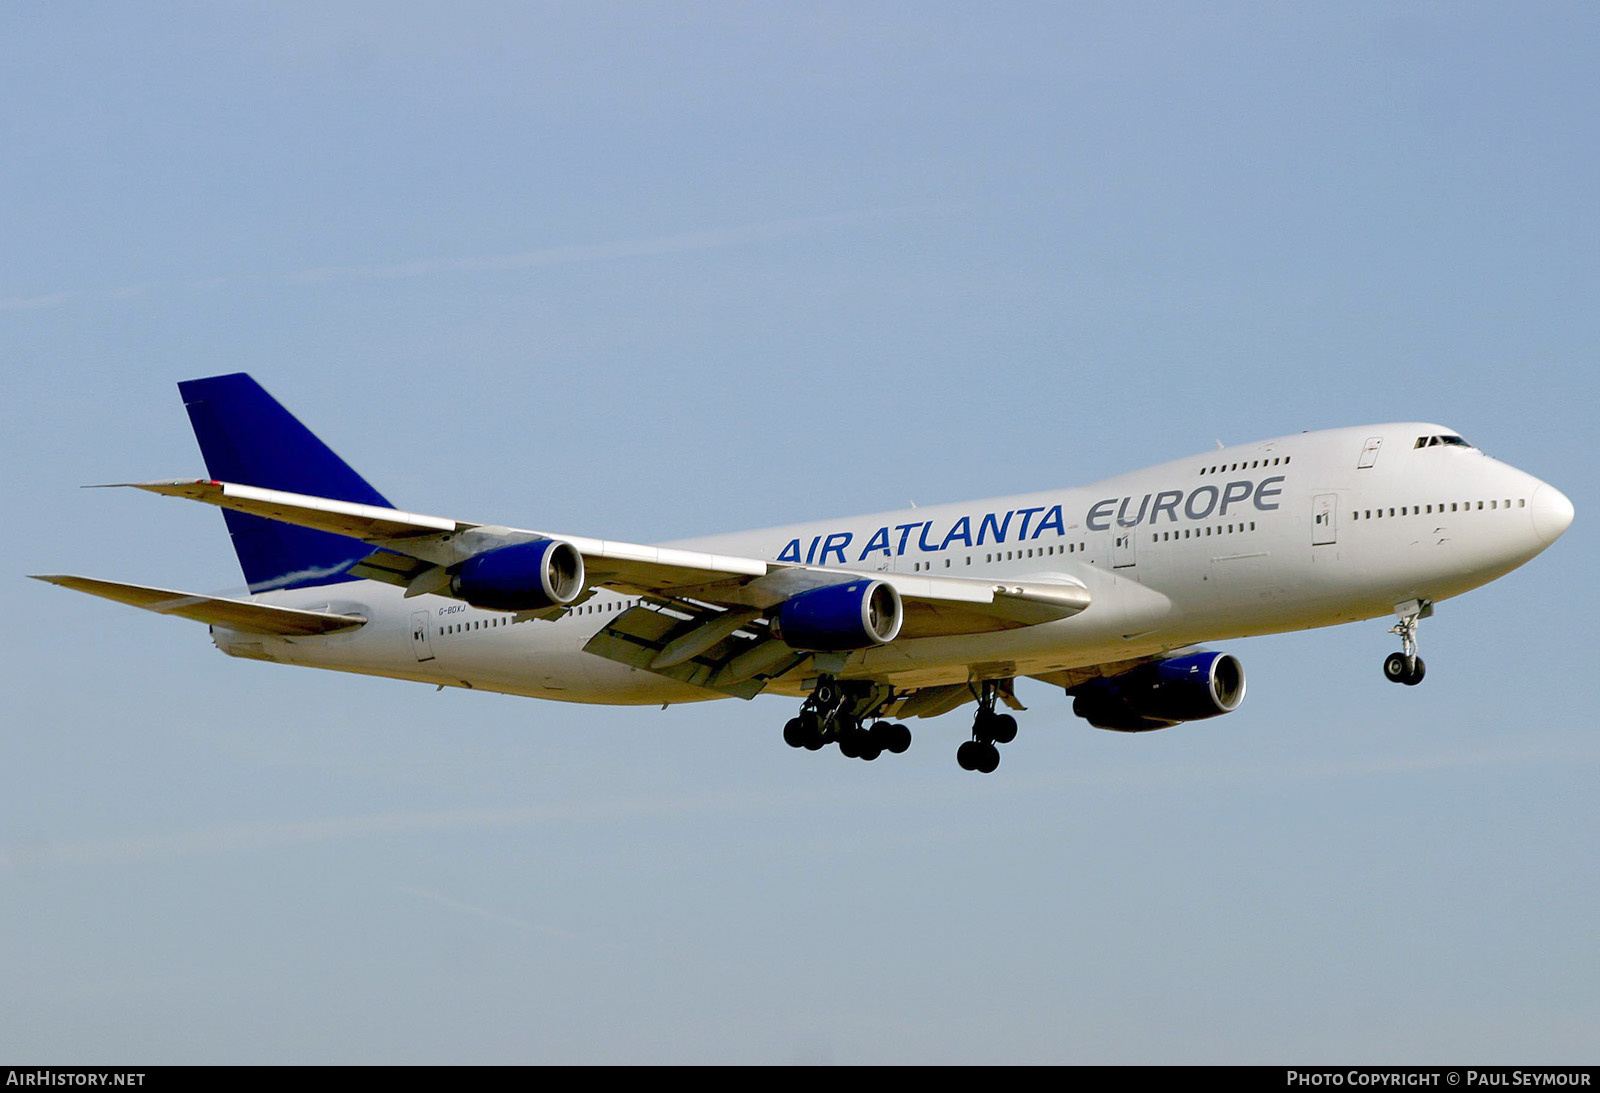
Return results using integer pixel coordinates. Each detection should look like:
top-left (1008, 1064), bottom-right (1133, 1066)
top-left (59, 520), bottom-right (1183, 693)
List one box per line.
top-left (449, 539), bottom-right (586, 612)
top-left (1070, 650), bottom-right (1246, 732)
top-left (775, 580), bottom-right (903, 651)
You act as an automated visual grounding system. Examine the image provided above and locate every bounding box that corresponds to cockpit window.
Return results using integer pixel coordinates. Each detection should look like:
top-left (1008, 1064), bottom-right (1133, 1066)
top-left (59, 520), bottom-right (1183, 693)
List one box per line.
top-left (1415, 434), bottom-right (1473, 449)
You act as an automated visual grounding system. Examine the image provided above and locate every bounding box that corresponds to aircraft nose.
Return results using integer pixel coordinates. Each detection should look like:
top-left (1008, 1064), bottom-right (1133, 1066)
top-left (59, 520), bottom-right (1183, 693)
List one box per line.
top-left (1530, 483), bottom-right (1575, 546)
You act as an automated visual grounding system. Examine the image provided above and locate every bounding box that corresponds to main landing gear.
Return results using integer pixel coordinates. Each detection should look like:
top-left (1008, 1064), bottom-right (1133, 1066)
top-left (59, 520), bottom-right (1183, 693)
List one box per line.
top-left (956, 681), bottom-right (1019, 775)
top-left (1382, 599), bottom-right (1432, 686)
top-left (782, 676), bottom-right (912, 762)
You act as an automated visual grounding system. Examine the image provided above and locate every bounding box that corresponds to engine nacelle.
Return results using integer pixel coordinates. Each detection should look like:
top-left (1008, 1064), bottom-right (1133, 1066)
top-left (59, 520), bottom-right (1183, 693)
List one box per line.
top-left (449, 539), bottom-right (586, 612)
top-left (774, 579), bottom-right (903, 651)
top-left (1070, 651), bottom-right (1246, 732)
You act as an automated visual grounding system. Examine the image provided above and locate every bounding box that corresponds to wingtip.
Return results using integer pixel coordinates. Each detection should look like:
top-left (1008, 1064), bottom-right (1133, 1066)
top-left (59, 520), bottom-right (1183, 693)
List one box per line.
top-left (82, 478), bottom-right (218, 491)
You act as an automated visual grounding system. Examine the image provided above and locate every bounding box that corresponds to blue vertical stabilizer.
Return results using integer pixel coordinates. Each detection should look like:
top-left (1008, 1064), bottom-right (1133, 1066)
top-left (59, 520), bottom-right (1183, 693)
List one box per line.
top-left (178, 373), bottom-right (393, 592)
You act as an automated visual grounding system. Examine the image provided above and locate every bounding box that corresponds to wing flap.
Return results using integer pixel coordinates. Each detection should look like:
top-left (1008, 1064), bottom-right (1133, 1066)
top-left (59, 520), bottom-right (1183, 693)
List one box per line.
top-left (581, 603), bottom-right (804, 699)
top-left (31, 575), bottom-right (366, 636)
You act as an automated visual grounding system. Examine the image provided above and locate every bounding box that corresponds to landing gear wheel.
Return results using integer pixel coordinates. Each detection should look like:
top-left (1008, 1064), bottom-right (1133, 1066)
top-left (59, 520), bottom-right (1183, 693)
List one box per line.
top-left (974, 741), bottom-right (999, 773)
top-left (1383, 652), bottom-right (1426, 686)
top-left (872, 720), bottom-right (912, 755)
top-left (956, 740), bottom-right (981, 771)
top-left (798, 709), bottom-right (826, 749)
top-left (837, 724), bottom-right (863, 759)
top-left (972, 739), bottom-right (998, 774)
top-left (783, 718), bottom-right (807, 748)
top-left (988, 713), bottom-right (1017, 745)
top-left (956, 739), bottom-right (1000, 774)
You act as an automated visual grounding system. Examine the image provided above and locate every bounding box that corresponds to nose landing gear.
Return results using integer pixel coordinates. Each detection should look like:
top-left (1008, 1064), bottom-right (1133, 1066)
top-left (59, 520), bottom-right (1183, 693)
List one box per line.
top-left (1383, 599), bottom-right (1431, 686)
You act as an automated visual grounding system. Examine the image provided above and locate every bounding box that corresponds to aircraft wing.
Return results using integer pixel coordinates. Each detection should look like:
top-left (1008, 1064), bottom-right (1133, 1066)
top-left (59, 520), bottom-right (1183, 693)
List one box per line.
top-left (112, 479), bottom-right (1091, 637)
top-left (30, 574), bottom-right (366, 636)
top-left (114, 479), bottom-right (768, 593)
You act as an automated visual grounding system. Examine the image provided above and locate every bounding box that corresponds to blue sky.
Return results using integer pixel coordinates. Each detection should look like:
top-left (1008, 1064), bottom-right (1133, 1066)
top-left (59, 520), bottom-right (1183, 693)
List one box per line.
top-left (4, 2), bottom-right (1596, 1063)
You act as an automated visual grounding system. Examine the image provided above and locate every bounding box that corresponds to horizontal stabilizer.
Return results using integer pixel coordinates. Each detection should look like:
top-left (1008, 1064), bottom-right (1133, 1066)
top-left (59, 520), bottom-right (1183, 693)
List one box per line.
top-left (31, 575), bottom-right (366, 636)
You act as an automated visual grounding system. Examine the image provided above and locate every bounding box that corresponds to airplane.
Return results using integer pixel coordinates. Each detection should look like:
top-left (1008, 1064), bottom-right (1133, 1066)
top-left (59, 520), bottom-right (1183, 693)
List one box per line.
top-left (34, 374), bottom-right (1574, 773)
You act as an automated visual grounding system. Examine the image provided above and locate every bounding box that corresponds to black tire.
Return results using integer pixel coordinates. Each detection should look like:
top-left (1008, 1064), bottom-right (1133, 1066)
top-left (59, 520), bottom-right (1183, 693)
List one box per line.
top-left (956, 740), bottom-right (980, 771)
top-left (1384, 652), bottom-right (1410, 684)
top-left (799, 709), bottom-right (826, 749)
top-left (783, 718), bottom-right (806, 748)
top-left (975, 742), bottom-right (1000, 774)
top-left (1404, 656), bottom-right (1426, 686)
top-left (990, 713), bottom-right (1017, 745)
top-left (868, 720), bottom-right (910, 755)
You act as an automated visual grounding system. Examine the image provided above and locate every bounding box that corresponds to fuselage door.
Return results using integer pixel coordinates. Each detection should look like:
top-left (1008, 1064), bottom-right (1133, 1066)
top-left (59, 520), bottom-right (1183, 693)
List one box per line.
top-left (1312, 493), bottom-right (1338, 546)
top-left (410, 610), bottom-right (435, 662)
top-left (1357, 437), bottom-right (1383, 469)
top-left (1112, 530), bottom-right (1136, 569)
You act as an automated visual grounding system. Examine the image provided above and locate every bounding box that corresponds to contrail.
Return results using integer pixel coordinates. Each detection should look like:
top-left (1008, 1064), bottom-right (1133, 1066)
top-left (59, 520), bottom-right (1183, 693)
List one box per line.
top-left (1, 206), bottom-right (954, 314)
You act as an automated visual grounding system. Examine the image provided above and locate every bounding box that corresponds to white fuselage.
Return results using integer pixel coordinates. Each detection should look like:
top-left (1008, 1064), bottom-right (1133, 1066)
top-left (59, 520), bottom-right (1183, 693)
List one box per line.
top-left (215, 424), bottom-right (1571, 707)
